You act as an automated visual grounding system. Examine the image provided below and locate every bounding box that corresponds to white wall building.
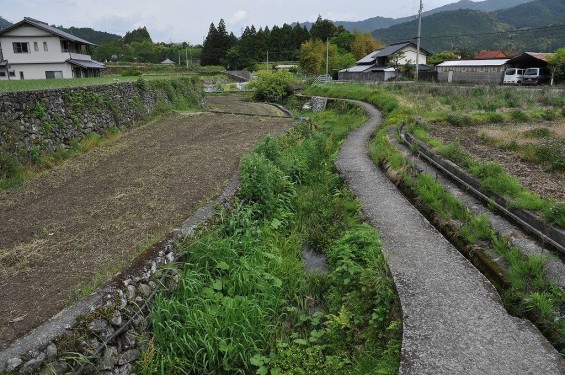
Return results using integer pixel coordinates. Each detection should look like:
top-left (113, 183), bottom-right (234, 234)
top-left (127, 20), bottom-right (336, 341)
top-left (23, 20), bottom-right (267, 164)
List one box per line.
top-left (338, 41), bottom-right (431, 82)
top-left (0, 17), bottom-right (105, 80)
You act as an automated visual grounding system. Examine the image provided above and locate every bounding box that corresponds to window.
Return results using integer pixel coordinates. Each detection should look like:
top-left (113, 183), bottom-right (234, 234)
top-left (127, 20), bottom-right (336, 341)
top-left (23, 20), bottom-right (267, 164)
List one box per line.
top-left (43, 42), bottom-right (48, 51)
top-left (0, 72), bottom-right (6, 77)
top-left (45, 71), bottom-right (63, 79)
top-left (61, 40), bottom-right (69, 53)
top-left (34, 42), bottom-right (39, 52)
top-left (12, 42), bottom-right (30, 53)
top-left (9, 71), bottom-right (15, 77)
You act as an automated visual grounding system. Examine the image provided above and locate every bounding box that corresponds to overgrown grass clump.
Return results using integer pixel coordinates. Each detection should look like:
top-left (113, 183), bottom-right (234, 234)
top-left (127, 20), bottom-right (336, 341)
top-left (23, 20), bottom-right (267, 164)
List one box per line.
top-left (137, 103), bottom-right (401, 374)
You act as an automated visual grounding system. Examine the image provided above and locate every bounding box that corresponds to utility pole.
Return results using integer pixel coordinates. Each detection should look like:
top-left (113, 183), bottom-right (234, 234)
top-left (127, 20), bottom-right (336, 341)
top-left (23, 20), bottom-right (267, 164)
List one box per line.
top-left (415, 0), bottom-right (423, 81)
top-left (325, 38), bottom-right (329, 82)
top-left (267, 50), bottom-right (269, 71)
top-left (186, 48), bottom-right (188, 68)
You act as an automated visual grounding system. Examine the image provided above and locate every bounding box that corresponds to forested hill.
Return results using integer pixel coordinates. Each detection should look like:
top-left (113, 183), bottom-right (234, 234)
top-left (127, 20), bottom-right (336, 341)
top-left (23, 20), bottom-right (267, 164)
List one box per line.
top-left (55, 26), bottom-right (121, 45)
top-left (372, 6), bottom-right (565, 54)
top-left (0, 16), bottom-right (12, 30)
top-left (296, 0), bottom-right (532, 33)
top-left (494, 0), bottom-right (565, 28)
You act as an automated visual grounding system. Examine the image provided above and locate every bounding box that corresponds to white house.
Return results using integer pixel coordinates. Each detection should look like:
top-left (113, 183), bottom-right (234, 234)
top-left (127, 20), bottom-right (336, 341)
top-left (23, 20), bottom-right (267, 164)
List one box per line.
top-left (0, 17), bottom-right (105, 80)
top-left (338, 41), bottom-right (431, 82)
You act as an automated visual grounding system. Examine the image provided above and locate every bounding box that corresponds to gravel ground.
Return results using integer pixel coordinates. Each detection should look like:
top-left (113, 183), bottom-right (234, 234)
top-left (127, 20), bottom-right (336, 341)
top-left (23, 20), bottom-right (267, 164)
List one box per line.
top-left (0, 97), bottom-right (292, 350)
top-left (336, 100), bottom-right (565, 374)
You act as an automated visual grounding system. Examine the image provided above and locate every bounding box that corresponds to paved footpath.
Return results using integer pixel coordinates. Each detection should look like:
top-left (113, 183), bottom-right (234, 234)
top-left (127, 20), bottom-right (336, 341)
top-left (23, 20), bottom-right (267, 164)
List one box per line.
top-left (335, 100), bottom-right (565, 374)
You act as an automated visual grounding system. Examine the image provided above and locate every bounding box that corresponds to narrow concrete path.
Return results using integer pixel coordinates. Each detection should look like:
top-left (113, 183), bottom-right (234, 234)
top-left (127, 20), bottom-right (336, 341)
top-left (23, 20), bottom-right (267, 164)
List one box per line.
top-left (336, 100), bottom-right (565, 374)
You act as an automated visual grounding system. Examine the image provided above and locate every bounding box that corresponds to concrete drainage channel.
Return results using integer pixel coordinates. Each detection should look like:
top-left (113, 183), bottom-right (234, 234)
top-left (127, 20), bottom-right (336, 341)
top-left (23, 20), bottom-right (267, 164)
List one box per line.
top-left (393, 126), bottom-right (565, 289)
top-left (399, 127), bottom-right (565, 255)
top-left (0, 175), bottom-right (240, 374)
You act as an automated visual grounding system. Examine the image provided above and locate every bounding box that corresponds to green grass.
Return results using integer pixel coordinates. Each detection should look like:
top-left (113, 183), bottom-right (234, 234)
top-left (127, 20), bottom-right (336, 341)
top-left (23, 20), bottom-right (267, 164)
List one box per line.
top-left (136, 103), bottom-right (401, 374)
top-left (0, 74), bottom-right (183, 93)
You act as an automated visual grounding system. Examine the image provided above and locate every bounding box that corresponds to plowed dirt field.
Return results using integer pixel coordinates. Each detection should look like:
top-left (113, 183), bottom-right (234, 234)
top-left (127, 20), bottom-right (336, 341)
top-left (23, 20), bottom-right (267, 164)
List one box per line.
top-left (0, 96), bottom-right (292, 349)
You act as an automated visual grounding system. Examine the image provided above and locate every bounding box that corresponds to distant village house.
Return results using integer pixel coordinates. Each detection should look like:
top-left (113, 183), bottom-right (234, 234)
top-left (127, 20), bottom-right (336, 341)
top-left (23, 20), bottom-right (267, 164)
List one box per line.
top-left (338, 41), bottom-right (431, 82)
top-left (0, 17), bottom-right (105, 80)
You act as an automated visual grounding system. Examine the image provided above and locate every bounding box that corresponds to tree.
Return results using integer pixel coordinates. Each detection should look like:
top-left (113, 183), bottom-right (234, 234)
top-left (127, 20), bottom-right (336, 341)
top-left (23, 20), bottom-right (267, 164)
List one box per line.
top-left (310, 15), bottom-right (337, 41)
top-left (548, 47), bottom-right (565, 82)
top-left (201, 19), bottom-right (236, 66)
top-left (427, 50), bottom-right (460, 65)
top-left (123, 27), bottom-right (152, 44)
top-left (300, 39), bottom-right (326, 74)
top-left (334, 52), bottom-right (357, 71)
top-left (350, 31), bottom-right (383, 60)
top-left (331, 31), bottom-right (354, 53)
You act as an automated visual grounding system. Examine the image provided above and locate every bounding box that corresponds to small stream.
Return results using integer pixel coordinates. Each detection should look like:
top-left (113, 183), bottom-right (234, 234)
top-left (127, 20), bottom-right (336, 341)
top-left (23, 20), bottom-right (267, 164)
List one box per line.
top-left (303, 246), bottom-right (328, 274)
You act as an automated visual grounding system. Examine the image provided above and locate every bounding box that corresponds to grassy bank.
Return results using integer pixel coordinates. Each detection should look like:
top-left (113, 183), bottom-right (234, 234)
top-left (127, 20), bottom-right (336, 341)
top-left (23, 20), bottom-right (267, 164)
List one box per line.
top-left (307, 83), bottom-right (565, 355)
top-left (136, 102), bottom-right (401, 374)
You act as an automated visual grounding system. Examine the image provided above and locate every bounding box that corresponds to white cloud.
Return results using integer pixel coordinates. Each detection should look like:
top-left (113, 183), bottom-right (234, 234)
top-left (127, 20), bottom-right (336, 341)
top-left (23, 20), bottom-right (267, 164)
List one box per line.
top-left (229, 10), bottom-right (248, 25)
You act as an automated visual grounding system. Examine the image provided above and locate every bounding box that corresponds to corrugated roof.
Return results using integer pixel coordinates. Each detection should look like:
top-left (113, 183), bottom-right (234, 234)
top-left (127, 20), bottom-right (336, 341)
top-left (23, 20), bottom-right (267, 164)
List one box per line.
top-left (340, 64), bottom-right (396, 73)
top-left (67, 59), bottom-right (106, 69)
top-left (438, 59), bottom-right (509, 67)
top-left (524, 52), bottom-right (554, 62)
top-left (0, 17), bottom-right (96, 46)
top-left (339, 64), bottom-right (374, 73)
top-left (357, 51), bottom-right (381, 64)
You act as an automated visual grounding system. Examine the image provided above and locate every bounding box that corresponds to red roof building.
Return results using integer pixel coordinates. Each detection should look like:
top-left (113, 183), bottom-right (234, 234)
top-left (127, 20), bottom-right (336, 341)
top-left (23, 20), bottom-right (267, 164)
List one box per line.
top-left (474, 50), bottom-right (510, 59)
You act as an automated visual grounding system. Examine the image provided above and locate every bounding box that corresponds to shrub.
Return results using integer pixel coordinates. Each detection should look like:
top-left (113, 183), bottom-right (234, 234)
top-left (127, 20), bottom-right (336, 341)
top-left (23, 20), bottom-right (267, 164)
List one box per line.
top-left (249, 70), bottom-right (296, 102)
top-left (239, 153), bottom-right (295, 221)
top-left (0, 150), bottom-right (23, 180)
top-left (446, 113), bottom-right (472, 127)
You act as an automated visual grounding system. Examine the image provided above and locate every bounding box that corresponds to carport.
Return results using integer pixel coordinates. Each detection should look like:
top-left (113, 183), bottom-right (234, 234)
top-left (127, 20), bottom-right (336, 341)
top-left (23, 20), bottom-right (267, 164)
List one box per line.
top-left (506, 52), bottom-right (553, 69)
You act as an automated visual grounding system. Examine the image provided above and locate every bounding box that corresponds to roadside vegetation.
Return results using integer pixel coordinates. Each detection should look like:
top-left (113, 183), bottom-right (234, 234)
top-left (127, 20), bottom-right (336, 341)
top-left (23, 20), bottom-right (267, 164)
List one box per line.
top-left (307, 83), bottom-right (565, 355)
top-left (136, 103), bottom-right (401, 374)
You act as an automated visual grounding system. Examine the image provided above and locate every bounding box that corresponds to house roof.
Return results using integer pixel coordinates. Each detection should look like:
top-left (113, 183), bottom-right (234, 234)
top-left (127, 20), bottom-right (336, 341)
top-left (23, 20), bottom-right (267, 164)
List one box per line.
top-left (0, 17), bottom-right (95, 46)
top-left (67, 59), bottom-right (106, 69)
top-left (438, 59), bottom-right (509, 67)
top-left (357, 41), bottom-right (431, 64)
top-left (339, 64), bottom-right (396, 73)
top-left (474, 50), bottom-right (509, 59)
top-left (160, 58), bottom-right (175, 65)
top-left (521, 52), bottom-right (554, 62)
top-left (506, 52), bottom-right (554, 68)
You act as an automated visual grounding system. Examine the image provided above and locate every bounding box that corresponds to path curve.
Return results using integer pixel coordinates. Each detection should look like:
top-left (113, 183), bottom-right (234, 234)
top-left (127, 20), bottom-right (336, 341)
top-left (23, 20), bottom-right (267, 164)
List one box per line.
top-left (335, 99), bottom-right (565, 374)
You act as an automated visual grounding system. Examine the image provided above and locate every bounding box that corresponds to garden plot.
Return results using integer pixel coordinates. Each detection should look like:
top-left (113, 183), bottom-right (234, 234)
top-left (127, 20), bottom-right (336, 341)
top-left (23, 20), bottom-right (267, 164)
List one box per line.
top-left (0, 98), bottom-right (292, 350)
top-left (426, 119), bottom-right (565, 201)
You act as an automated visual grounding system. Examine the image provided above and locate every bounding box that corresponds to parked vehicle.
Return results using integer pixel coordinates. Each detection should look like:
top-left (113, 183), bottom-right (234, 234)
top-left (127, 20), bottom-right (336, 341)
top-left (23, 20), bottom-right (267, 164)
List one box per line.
top-left (502, 68), bottom-right (524, 85)
top-left (522, 67), bottom-right (551, 85)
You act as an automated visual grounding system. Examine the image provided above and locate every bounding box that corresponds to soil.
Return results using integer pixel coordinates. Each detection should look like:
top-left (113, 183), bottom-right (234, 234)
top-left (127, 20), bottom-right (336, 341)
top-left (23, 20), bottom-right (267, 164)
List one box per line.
top-left (426, 121), bottom-right (565, 202)
top-left (0, 96), bottom-right (292, 350)
top-left (205, 95), bottom-right (286, 116)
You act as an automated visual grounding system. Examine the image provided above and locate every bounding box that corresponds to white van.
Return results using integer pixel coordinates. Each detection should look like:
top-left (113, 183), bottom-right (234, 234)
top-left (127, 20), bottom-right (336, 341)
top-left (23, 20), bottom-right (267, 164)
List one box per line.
top-left (503, 68), bottom-right (524, 85)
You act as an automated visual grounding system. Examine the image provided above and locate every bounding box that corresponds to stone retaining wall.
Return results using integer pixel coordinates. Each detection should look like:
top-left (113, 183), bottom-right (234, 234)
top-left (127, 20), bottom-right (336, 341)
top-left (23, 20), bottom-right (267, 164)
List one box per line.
top-left (0, 78), bottom-right (202, 161)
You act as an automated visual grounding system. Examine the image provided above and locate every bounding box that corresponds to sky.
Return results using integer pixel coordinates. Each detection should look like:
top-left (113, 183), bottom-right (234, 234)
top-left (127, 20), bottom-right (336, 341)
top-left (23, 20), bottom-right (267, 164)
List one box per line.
top-left (3, 0), bottom-right (469, 44)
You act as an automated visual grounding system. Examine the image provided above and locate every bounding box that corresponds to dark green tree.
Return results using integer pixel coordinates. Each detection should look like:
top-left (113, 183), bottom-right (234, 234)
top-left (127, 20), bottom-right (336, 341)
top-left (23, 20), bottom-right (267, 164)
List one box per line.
top-left (310, 15), bottom-right (337, 41)
top-left (123, 26), bottom-right (152, 44)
